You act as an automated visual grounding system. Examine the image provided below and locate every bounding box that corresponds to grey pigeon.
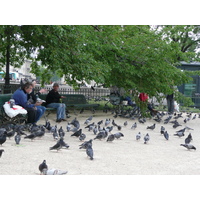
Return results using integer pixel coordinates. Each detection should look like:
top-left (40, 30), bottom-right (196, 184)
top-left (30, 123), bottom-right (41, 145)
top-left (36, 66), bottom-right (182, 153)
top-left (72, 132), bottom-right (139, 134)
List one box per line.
top-left (105, 118), bottom-right (111, 126)
top-left (14, 133), bottom-right (21, 145)
top-left (39, 160), bottom-right (48, 174)
top-left (79, 133), bottom-right (86, 141)
top-left (147, 124), bottom-right (156, 130)
top-left (79, 139), bottom-right (93, 149)
top-left (185, 133), bottom-right (192, 144)
top-left (49, 141), bottom-right (62, 151)
top-left (93, 125), bottom-right (98, 135)
top-left (185, 126), bottom-right (194, 131)
top-left (86, 143), bottom-right (94, 160)
top-left (58, 126), bottom-right (65, 138)
top-left (180, 144), bottom-right (196, 150)
top-left (66, 123), bottom-right (71, 132)
top-left (59, 137), bottom-right (70, 149)
top-left (124, 121), bottom-right (128, 127)
top-left (163, 131), bottom-right (169, 140)
top-left (71, 129), bottom-right (82, 137)
top-left (136, 132), bottom-right (141, 141)
top-left (174, 131), bottom-right (185, 137)
top-left (24, 133), bottom-right (36, 141)
top-left (42, 168), bottom-right (68, 175)
top-left (0, 149), bottom-right (4, 158)
top-left (114, 132), bottom-right (124, 139)
top-left (131, 122), bottom-right (137, 130)
top-left (160, 126), bottom-right (165, 134)
top-left (144, 133), bottom-right (150, 144)
top-left (107, 134), bottom-right (115, 142)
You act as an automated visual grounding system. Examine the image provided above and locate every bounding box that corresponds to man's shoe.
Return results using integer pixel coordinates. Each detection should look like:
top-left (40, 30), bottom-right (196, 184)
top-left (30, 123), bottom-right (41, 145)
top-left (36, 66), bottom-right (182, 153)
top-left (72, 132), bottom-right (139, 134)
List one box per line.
top-left (62, 119), bottom-right (67, 121)
top-left (56, 119), bottom-right (62, 123)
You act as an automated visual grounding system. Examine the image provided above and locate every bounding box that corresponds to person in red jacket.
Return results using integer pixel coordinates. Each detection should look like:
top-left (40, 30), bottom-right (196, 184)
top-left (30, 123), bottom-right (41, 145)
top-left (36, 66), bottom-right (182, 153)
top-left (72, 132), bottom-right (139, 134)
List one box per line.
top-left (139, 93), bottom-right (158, 115)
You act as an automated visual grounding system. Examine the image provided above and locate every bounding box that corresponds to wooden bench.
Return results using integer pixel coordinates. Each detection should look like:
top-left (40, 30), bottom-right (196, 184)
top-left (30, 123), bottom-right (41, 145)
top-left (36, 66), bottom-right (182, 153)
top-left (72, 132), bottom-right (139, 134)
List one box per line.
top-left (39, 94), bottom-right (100, 115)
top-left (0, 93), bottom-right (27, 125)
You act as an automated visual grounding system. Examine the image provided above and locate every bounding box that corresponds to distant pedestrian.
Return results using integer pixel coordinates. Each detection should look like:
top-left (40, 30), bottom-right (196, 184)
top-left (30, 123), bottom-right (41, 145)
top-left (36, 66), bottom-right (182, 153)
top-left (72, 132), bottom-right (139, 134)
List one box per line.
top-left (166, 93), bottom-right (174, 114)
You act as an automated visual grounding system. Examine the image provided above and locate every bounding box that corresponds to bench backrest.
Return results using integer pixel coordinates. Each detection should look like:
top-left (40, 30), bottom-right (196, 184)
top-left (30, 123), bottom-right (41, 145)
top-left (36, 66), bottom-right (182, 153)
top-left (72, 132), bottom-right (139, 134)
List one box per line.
top-left (39, 94), bottom-right (87, 105)
top-left (0, 94), bottom-right (12, 108)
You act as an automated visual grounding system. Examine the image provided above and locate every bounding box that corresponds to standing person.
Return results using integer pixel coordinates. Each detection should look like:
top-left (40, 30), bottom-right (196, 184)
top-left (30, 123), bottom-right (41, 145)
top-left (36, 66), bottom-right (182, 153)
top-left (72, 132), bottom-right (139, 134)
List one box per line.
top-left (166, 93), bottom-right (174, 115)
top-left (12, 82), bottom-right (45, 124)
top-left (45, 83), bottom-right (67, 122)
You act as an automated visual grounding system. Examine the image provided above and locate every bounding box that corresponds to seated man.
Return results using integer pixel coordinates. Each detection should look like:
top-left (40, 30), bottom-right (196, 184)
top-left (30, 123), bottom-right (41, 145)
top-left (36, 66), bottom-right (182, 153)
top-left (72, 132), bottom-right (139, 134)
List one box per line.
top-left (45, 83), bottom-right (67, 123)
top-left (12, 82), bottom-right (46, 124)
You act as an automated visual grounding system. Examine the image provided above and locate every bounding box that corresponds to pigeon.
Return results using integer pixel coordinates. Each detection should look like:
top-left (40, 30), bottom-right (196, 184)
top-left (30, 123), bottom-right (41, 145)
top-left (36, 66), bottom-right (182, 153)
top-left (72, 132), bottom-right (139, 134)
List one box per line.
top-left (66, 123), bottom-right (71, 132)
top-left (52, 129), bottom-right (59, 140)
top-left (97, 120), bottom-right (103, 125)
top-left (164, 115), bottom-right (172, 124)
top-left (144, 133), bottom-right (150, 144)
top-left (105, 119), bottom-right (111, 126)
top-left (70, 118), bottom-right (80, 129)
top-left (39, 160), bottom-right (48, 174)
top-left (34, 127), bottom-right (46, 138)
top-left (131, 122), bottom-right (137, 130)
top-left (49, 141), bottom-right (62, 151)
top-left (112, 119), bottom-right (118, 126)
top-left (147, 124), bottom-right (156, 130)
top-left (192, 114), bottom-right (196, 120)
top-left (163, 131), bottom-right (169, 140)
top-left (185, 133), bottom-right (192, 144)
top-left (114, 132), bottom-right (124, 139)
top-left (138, 118), bottom-right (145, 124)
top-left (79, 133), bottom-right (86, 141)
top-left (93, 125), bottom-right (98, 135)
top-left (58, 126), bottom-right (65, 138)
top-left (173, 121), bottom-right (182, 129)
top-left (124, 121), bottom-right (128, 127)
top-left (85, 122), bottom-right (95, 129)
top-left (14, 133), bottom-right (21, 145)
top-left (0, 132), bottom-right (7, 146)
top-left (185, 126), bottom-right (194, 131)
top-left (58, 137), bottom-right (70, 149)
top-left (160, 126), bottom-right (165, 134)
top-left (107, 134), bottom-right (115, 142)
top-left (136, 132), bottom-right (141, 141)
top-left (117, 125), bottom-right (122, 131)
top-left (79, 139), bottom-right (93, 149)
top-left (86, 143), bottom-right (94, 160)
top-left (84, 116), bottom-right (93, 125)
top-left (71, 129), bottom-right (82, 137)
top-left (174, 131), bottom-right (185, 138)
top-left (180, 144), bottom-right (196, 150)
top-left (5, 130), bottom-right (16, 139)
top-left (0, 149), bottom-right (4, 158)
top-left (94, 131), bottom-right (105, 140)
top-left (42, 168), bottom-right (68, 175)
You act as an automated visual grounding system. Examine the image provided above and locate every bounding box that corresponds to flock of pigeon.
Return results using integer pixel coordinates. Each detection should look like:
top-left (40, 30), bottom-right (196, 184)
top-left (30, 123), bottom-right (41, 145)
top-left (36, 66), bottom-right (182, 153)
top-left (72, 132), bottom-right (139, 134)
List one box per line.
top-left (0, 110), bottom-right (199, 174)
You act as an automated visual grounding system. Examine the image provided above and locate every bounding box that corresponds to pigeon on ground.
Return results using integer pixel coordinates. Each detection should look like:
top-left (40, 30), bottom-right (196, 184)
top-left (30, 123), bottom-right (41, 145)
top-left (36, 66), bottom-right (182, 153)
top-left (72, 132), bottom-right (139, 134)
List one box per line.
top-left (86, 143), bottom-right (94, 160)
top-left (160, 126), bottom-right (165, 134)
top-left (114, 132), bottom-right (124, 139)
top-left (66, 123), bottom-right (71, 132)
top-left (174, 131), bottom-right (185, 138)
top-left (192, 114), bottom-right (196, 120)
top-left (79, 133), bottom-right (86, 141)
top-left (144, 133), bottom-right (150, 144)
top-left (79, 139), bottom-right (93, 149)
top-left (136, 132), bottom-right (141, 141)
top-left (58, 126), bottom-right (65, 138)
top-left (185, 133), bottom-right (192, 144)
top-left (0, 132), bottom-right (7, 146)
top-left (84, 116), bottom-right (93, 125)
top-left (5, 129), bottom-right (16, 139)
top-left (58, 137), bottom-right (70, 149)
top-left (97, 120), bottom-right (103, 125)
top-left (131, 122), bottom-right (137, 130)
top-left (147, 124), bottom-right (156, 130)
top-left (94, 131), bottom-right (105, 140)
top-left (0, 149), bottom-right (4, 157)
top-left (71, 129), bottom-right (82, 137)
top-left (105, 119), bottom-right (111, 126)
top-left (70, 118), bottom-right (80, 129)
top-left (112, 119), bottom-right (118, 127)
top-left (180, 144), bottom-right (196, 150)
top-left (163, 131), bottom-right (169, 140)
top-left (173, 121), bottom-right (182, 129)
top-left (164, 115), bottom-right (172, 124)
top-left (185, 126), bottom-right (194, 131)
top-left (39, 160), bottom-right (48, 174)
top-left (14, 133), bottom-right (21, 145)
top-left (93, 125), bottom-right (98, 135)
top-left (49, 141), bottom-right (62, 151)
top-left (107, 134), bottom-right (115, 142)
top-left (124, 121), bottom-right (128, 127)
top-left (42, 168), bottom-right (68, 175)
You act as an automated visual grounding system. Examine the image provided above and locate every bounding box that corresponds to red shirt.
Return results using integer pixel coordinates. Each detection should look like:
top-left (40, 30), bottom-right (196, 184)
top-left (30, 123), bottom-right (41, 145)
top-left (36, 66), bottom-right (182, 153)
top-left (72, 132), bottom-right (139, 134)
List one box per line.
top-left (139, 93), bottom-right (148, 102)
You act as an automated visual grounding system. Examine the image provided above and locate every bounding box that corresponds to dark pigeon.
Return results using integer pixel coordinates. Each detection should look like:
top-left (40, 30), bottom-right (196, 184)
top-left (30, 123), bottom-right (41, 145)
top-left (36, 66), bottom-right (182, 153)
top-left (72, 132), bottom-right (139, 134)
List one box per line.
top-left (39, 160), bottom-right (48, 174)
top-left (86, 143), bottom-right (94, 160)
top-left (144, 133), bottom-right (150, 144)
top-left (107, 134), bottom-right (115, 142)
top-left (147, 124), bottom-right (156, 130)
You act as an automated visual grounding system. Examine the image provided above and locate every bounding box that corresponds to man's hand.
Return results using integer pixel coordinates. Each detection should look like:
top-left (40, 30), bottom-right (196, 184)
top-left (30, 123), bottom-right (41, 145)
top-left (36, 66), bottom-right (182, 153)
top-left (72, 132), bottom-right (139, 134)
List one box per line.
top-left (35, 101), bottom-right (42, 106)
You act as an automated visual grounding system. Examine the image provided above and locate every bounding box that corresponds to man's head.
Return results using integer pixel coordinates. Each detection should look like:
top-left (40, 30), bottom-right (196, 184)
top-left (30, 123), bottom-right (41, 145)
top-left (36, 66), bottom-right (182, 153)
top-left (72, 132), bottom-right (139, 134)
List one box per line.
top-left (22, 82), bottom-right (33, 94)
top-left (53, 83), bottom-right (59, 91)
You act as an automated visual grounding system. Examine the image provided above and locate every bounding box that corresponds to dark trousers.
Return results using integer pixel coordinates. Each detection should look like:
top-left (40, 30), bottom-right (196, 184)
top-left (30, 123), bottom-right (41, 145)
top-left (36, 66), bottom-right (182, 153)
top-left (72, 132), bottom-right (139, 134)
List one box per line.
top-left (25, 107), bottom-right (37, 124)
